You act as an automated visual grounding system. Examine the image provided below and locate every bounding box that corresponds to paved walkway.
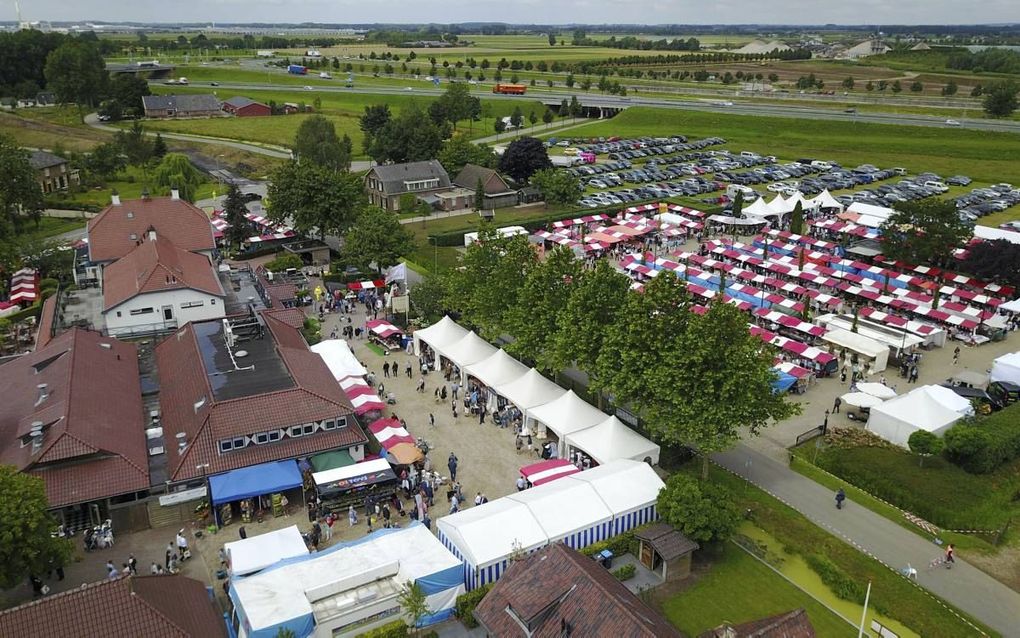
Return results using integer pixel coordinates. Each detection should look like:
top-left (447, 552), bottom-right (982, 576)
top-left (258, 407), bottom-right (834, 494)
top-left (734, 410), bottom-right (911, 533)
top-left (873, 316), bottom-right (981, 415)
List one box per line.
top-left (714, 445), bottom-right (1020, 636)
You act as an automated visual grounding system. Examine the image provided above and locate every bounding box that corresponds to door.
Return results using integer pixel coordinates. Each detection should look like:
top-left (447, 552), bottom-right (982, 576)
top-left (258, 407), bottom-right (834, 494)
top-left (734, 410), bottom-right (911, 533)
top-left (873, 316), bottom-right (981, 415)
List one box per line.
top-left (89, 502), bottom-right (102, 526)
top-left (162, 305), bottom-right (174, 322)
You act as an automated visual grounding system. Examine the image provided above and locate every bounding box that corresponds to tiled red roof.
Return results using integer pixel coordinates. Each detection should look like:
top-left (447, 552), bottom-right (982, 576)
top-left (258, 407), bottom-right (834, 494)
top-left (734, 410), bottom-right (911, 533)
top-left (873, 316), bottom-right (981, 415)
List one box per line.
top-left (103, 235), bottom-right (224, 311)
top-left (87, 196), bottom-right (216, 263)
top-left (0, 575), bottom-right (226, 637)
top-left (0, 329), bottom-right (149, 508)
top-left (474, 543), bottom-right (682, 638)
top-left (155, 318), bottom-right (365, 483)
top-left (699, 608), bottom-right (816, 638)
top-left (35, 294), bottom-right (57, 349)
top-left (262, 307), bottom-right (307, 329)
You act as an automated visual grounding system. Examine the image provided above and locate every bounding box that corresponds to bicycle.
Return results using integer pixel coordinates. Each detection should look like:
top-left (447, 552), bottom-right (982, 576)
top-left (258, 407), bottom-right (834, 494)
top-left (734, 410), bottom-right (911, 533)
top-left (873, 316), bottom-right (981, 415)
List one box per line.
top-left (928, 556), bottom-right (953, 571)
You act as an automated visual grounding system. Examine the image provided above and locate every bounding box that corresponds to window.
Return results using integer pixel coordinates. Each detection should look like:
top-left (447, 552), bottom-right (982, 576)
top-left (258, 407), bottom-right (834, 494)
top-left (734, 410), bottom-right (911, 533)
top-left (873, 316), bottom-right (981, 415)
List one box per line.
top-left (290, 426), bottom-right (303, 438)
top-left (323, 419), bottom-right (335, 431)
top-left (268, 431), bottom-right (281, 442)
top-left (337, 416), bottom-right (347, 428)
top-left (254, 433), bottom-right (269, 444)
top-left (232, 437), bottom-right (245, 449)
top-left (219, 440), bottom-right (232, 453)
top-left (302, 423), bottom-right (315, 435)
top-left (211, 299), bottom-right (217, 305)
top-left (403, 178), bottom-right (440, 192)
top-left (116, 311), bottom-right (122, 317)
top-left (181, 300), bottom-right (205, 309)
top-left (130, 307), bottom-right (154, 316)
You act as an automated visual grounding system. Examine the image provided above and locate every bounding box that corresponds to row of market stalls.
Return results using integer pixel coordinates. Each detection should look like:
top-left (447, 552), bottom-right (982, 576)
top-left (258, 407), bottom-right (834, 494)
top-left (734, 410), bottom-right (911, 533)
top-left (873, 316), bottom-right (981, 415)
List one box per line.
top-left (438, 459), bottom-right (663, 590)
top-left (413, 316), bottom-right (660, 465)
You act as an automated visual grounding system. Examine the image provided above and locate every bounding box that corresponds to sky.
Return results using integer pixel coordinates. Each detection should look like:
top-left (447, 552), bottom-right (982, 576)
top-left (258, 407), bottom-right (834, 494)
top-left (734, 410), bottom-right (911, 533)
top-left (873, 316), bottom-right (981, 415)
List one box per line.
top-left (14, 0), bottom-right (1020, 26)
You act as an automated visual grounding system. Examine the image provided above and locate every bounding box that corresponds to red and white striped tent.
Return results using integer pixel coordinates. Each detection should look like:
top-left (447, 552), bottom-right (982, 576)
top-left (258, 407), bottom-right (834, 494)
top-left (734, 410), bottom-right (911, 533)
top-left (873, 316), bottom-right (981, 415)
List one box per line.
top-left (347, 280), bottom-right (386, 291)
top-left (365, 319), bottom-right (402, 339)
top-left (551, 213), bottom-right (609, 229)
top-left (9, 268), bottom-right (38, 305)
top-left (754, 308), bottom-right (825, 339)
top-left (519, 459), bottom-right (581, 487)
top-left (367, 417), bottom-right (424, 465)
top-left (338, 376), bottom-right (386, 415)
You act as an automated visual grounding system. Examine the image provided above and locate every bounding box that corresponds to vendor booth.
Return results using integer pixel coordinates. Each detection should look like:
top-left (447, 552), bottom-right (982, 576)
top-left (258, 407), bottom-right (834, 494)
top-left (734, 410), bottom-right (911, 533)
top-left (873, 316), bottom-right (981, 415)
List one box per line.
top-left (866, 385), bottom-right (972, 447)
top-left (568, 460), bottom-right (663, 535)
top-left (309, 340), bottom-right (367, 381)
top-left (990, 352), bottom-right (1020, 385)
top-left (338, 376), bottom-right (386, 416)
top-left (312, 458), bottom-right (397, 514)
top-left (440, 331), bottom-right (498, 379)
top-left (364, 319), bottom-right (404, 351)
top-left (508, 476), bottom-right (613, 548)
top-left (520, 459), bottom-right (580, 487)
top-left (367, 417), bottom-right (424, 466)
top-left (821, 327), bottom-right (889, 373)
top-left (209, 460), bottom-right (304, 525)
top-left (492, 368), bottom-right (566, 413)
top-left (563, 415), bottom-right (661, 466)
top-left (525, 390), bottom-right (607, 455)
top-left (225, 525), bottom-right (308, 577)
top-left (230, 523), bottom-right (463, 638)
top-left (464, 349), bottom-right (529, 394)
top-left (413, 315), bottom-right (469, 360)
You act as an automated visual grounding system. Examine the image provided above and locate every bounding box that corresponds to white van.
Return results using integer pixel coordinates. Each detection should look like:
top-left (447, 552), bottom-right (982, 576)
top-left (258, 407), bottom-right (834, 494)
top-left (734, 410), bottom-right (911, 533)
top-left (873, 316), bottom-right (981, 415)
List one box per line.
top-left (924, 181), bottom-right (949, 193)
top-left (740, 151), bottom-right (761, 160)
top-left (726, 184), bottom-right (756, 200)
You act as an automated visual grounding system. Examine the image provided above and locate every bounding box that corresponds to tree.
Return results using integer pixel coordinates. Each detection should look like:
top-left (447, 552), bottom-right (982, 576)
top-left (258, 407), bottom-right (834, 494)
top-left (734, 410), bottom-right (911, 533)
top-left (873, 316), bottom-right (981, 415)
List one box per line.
top-left (431, 82), bottom-right (481, 130)
top-left (789, 201), bottom-right (804, 235)
top-left (474, 177), bottom-right (485, 212)
top-left (509, 106), bottom-right (524, 130)
top-left (151, 133), bottom-right (168, 159)
top-left (437, 134), bottom-right (496, 175)
top-left (82, 141), bottom-right (126, 184)
top-left (504, 246), bottom-right (581, 369)
top-left (841, 76), bottom-right (855, 90)
top-left (97, 99), bottom-right (122, 122)
top-left (542, 108), bottom-right (554, 125)
top-left (410, 274), bottom-right (449, 323)
top-left (359, 104), bottom-right (392, 155)
top-left (941, 79), bottom-right (958, 96)
top-left (108, 73), bottom-right (150, 117)
top-left (548, 32), bottom-right (557, 46)
top-left (399, 580), bottom-right (430, 636)
top-left (444, 226), bottom-right (537, 337)
top-left (153, 153), bottom-right (202, 202)
top-left (293, 115), bottom-right (351, 171)
top-left (528, 110), bottom-right (538, 129)
top-left (865, 81), bottom-right (874, 92)
top-left (498, 136), bottom-right (552, 184)
top-left (43, 40), bottom-right (107, 116)
top-left (657, 473), bottom-right (741, 544)
top-left (369, 103), bottom-right (443, 164)
top-left (891, 80), bottom-right (902, 93)
top-left (267, 161), bottom-right (365, 239)
top-left (730, 190), bottom-right (744, 218)
top-left (961, 239), bottom-right (1020, 288)
top-left (529, 168), bottom-right (582, 208)
top-left (0, 466), bottom-right (73, 589)
top-left (114, 121), bottom-right (153, 168)
top-left (568, 95), bottom-right (582, 118)
top-left (910, 80), bottom-right (924, 92)
top-left (342, 206), bottom-right (413, 274)
top-left (880, 200), bottom-right (972, 268)
top-left (983, 81), bottom-right (1019, 118)
top-left (908, 430), bottom-right (944, 468)
top-left (222, 183), bottom-right (253, 249)
top-left (494, 118), bottom-right (506, 134)
top-left (0, 135), bottom-right (45, 238)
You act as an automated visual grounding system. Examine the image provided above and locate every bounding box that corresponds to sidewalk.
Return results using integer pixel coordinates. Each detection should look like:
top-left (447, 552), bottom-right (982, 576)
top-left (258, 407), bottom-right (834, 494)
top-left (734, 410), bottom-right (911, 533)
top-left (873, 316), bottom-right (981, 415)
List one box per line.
top-left (714, 445), bottom-right (1020, 637)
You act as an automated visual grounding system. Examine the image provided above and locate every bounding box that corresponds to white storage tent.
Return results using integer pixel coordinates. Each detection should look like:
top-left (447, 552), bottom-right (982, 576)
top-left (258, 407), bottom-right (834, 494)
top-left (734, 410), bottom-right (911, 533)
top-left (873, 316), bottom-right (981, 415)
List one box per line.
top-left (309, 340), bottom-right (367, 381)
top-left (413, 315), bottom-right (469, 359)
top-left (847, 202), bottom-right (895, 220)
top-left (923, 384), bottom-right (975, 416)
top-left (225, 525), bottom-right (308, 577)
top-left (465, 349), bottom-right (530, 389)
top-left (867, 385), bottom-right (968, 447)
top-left (821, 327), bottom-right (889, 373)
top-left (808, 189), bottom-right (844, 211)
top-left (569, 460), bottom-right (664, 535)
top-left (494, 368), bottom-right (566, 412)
top-left (973, 225), bottom-right (1020, 245)
top-left (526, 390), bottom-right (607, 453)
top-left (563, 415), bottom-right (661, 466)
top-left (743, 197), bottom-right (777, 218)
top-left (990, 352), bottom-right (1020, 384)
top-left (506, 478), bottom-right (613, 548)
top-left (440, 331), bottom-right (497, 374)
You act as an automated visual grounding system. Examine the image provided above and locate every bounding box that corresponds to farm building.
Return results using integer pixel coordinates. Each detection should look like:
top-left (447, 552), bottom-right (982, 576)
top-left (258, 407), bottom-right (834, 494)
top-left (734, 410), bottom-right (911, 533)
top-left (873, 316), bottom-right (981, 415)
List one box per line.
top-left (222, 96), bottom-right (271, 117)
top-left (142, 94), bottom-right (222, 118)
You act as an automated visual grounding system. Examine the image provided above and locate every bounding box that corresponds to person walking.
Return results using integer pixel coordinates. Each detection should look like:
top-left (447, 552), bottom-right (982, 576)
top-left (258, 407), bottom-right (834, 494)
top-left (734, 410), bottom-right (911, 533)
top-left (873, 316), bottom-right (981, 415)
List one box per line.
top-left (406, 362), bottom-right (413, 378)
top-left (835, 488), bottom-right (846, 510)
top-left (165, 542), bottom-right (174, 570)
top-left (429, 413), bottom-right (436, 428)
top-left (953, 346), bottom-right (961, 365)
top-left (451, 401), bottom-right (458, 419)
top-left (517, 476), bottom-right (527, 491)
top-left (448, 452), bottom-right (458, 482)
top-left (176, 529), bottom-right (189, 560)
top-left (127, 554), bottom-right (138, 575)
top-left (417, 377), bottom-right (426, 393)
top-left (383, 361), bottom-right (390, 378)
top-left (832, 396), bottom-right (841, 414)
top-left (945, 543), bottom-right (955, 567)
top-left (348, 505), bottom-right (358, 527)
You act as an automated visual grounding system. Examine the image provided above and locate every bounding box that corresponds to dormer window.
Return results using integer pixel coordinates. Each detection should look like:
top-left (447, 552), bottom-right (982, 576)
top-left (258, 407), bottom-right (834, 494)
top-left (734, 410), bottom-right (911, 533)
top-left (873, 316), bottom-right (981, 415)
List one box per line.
top-left (129, 233), bottom-right (138, 241)
top-left (126, 212), bottom-right (134, 219)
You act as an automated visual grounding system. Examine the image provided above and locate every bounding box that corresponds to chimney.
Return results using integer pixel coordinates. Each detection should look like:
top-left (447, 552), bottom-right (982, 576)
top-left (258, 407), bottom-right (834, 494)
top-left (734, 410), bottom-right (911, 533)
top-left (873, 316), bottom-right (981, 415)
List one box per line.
top-left (111, 191), bottom-right (121, 206)
top-left (171, 188), bottom-right (180, 200)
top-left (35, 383), bottom-right (49, 406)
top-left (147, 226), bottom-right (157, 241)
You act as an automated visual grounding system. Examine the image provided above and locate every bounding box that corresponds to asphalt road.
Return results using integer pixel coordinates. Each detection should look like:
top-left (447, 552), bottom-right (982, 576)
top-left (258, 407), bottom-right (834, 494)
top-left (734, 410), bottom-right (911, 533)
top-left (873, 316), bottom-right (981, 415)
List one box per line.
top-left (715, 445), bottom-right (1020, 637)
top-left (180, 82), bottom-right (1020, 133)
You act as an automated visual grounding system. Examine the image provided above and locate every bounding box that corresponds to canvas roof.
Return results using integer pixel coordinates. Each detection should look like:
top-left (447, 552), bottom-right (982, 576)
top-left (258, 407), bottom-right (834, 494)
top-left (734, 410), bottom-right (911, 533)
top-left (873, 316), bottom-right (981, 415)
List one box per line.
top-left (414, 315), bottom-right (470, 356)
top-left (526, 390), bottom-right (607, 440)
top-left (506, 478), bottom-right (613, 542)
top-left (564, 416), bottom-right (661, 466)
top-left (465, 349), bottom-right (530, 388)
top-left (309, 339), bottom-right (367, 380)
top-left (566, 460), bottom-right (664, 516)
top-left (225, 525), bottom-right (308, 576)
top-left (821, 327), bottom-right (888, 358)
top-left (440, 498), bottom-right (550, 569)
top-left (441, 331), bottom-right (498, 368)
top-left (867, 386), bottom-right (967, 447)
top-left (494, 369), bottom-right (566, 411)
top-left (808, 189), bottom-right (843, 210)
top-left (990, 351), bottom-right (1020, 384)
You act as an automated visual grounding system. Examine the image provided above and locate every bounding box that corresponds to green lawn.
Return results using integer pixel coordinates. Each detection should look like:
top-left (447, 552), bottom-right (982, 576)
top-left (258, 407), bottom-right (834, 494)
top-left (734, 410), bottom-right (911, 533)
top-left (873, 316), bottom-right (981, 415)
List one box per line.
top-left (48, 166), bottom-right (218, 208)
top-left (578, 107), bottom-right (1020, 184)
top-left (662, 542), bottom-right (856, 637)
top-left (21, 216), bottom-right (85, 242)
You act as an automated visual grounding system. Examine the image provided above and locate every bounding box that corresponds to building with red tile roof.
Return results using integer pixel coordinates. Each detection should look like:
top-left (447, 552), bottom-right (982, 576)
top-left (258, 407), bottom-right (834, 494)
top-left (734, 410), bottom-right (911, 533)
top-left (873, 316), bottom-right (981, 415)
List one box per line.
top-left (0, 574), bottom-right (227, 637)
top-left (473, 543), bottom-right (682, 638)
top-left (699, 608), bottom-right (816, 637)
top-left (102, 233), bottom-right (225, 335)
top-left (87, 194), bottom-right (216, 265)
top-left (0, 328), bottom-right (149, 510)
top-left (154, 310), bottom-right (366, 483)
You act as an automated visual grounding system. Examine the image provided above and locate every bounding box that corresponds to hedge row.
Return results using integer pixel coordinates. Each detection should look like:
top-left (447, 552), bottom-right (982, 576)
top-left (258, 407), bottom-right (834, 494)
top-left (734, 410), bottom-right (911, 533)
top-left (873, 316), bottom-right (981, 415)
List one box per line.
top-left (2, 301), bottom-right (42, 324)
top-left (359, 619), bottom-right (408, 637)
top-left (805, 554), bottom-right (867, 605)
top-left (454, 583), bottom-right (492, 629)
top-left (943, 403), bottom-right (1020, 474)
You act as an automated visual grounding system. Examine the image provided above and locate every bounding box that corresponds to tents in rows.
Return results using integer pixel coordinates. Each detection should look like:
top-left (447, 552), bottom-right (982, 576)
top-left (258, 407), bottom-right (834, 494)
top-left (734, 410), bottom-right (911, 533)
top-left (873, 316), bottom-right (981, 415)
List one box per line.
top-left (526, 390), bottom-right (608, 455)
top-left (494, 368), bottom-right (566, 412)
top-left (465, 349), bottom-right (530, 389)
top-left (441, 332), bottom-right (498, 378)
top-left (563, 415), bottom-right (661, 466)
top-left (413, 315), bottom-right (469, 361)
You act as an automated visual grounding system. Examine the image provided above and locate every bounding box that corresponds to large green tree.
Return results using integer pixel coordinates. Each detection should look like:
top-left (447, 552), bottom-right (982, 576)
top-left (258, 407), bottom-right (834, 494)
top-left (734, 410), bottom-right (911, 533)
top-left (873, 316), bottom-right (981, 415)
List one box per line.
top-left (107, 73), bottom-right (150, 117)
top-left (529, 168), bottom-right (582, 208)
top-left (445, 225), bottom-right (537, 338)
top-left (429, 81), bottom-right (481, 130)
top-left (983, 81), bottom-right (1019, 118)
top-left (368, 103), bottom-right (443, 164)
top-left (410, 274), bottom-right (449, 324)
top-left (436, 134), bottom-right (496, 176)
top-left (504, 246), bottom-right (581, 369)
top-left (398, 580), bottom-right (431, 637)
top-left (114, 121), bottom-right (154, 168)
top-left (342, 206), bottom-right (414, 274)
top-left (293, 115), bottom-right (352, 171)
top-left (222, 183), bottom-right (253, 249)
top-left (961, 239), bottom-right (1020, 288)
top-left (82, 141), bottom-right (126, 184)
top-left (0, 135), bottom-right (45, 238)
top-left (880, 199), bottom-right (972, 268)
top-left (789, 201), bottom-right (804, 235)
top-left (498, 136), bottom-right (552, 184)
top-left (657, 473), bottom-right (741, 544)
top-left (43, 40), bottom-right (107, 115)
top-left (358, 104), bottom-right (391, 155)
top-left (267, 161), bottom-right (365, 239)
top-left (153, 153), bottom-right (203, 202)
top-left (0, 466), bottom-right (73, 589)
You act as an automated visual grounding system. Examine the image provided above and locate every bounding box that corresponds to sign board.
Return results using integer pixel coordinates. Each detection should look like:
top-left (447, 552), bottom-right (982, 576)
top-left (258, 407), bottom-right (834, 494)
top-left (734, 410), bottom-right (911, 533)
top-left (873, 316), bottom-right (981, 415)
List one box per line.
top-left (158, 486), bottom-right (207, 507)
top-left (391, 295), bottom-right (410, 313)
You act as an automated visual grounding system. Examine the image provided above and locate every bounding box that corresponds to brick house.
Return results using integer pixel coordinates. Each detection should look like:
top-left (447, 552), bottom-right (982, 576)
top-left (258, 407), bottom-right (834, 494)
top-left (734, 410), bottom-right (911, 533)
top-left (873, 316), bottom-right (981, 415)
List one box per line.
top-left (363, 160), bottom-right (452, 211)
top-left (453, 163), bottom-right (519, 210)
top-left (222, 96), bottom-right (271, 117)
top-left (29, 150), bottom-right (79, 194)
top-left (142, 94), bottom-right (222, 118)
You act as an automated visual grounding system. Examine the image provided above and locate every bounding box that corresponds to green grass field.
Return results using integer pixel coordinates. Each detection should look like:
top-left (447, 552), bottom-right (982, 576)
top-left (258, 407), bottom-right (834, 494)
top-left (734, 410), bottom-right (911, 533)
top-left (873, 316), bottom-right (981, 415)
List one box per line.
top-left (21, 216), bottom-right (86, 242)
top-left (662, 542), bottom-right (857, 637)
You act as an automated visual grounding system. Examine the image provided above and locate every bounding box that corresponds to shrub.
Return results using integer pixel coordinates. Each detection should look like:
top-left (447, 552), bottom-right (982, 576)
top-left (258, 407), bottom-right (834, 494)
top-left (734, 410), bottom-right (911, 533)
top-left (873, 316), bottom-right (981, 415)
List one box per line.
top-left (39, 278), bottom-right (59, 290)
top-left (264, 252), bottom-right (303, 272)
top-left (944, 404), bottom-right (1020, 474)
top-left (454, 583), bottom-right (492, 629)
top-left (612, 563), bottom-right (636, 581)
top-left (806, 554), bottom-right (865, 604)
top-left (359, 620), bottom-right (408, 637)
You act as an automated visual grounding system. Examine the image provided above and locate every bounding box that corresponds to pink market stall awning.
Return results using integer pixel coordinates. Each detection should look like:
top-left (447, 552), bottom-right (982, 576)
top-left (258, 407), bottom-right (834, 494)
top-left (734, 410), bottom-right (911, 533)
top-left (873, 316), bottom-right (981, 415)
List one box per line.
top-left (347, 280), bottom-right (385, 291)
top-left (520, 459), bottom-right (581, 486)
top-left (366, 319), bottom-right (402, 339)
top-left (339, 376), bottom-right (386, 415)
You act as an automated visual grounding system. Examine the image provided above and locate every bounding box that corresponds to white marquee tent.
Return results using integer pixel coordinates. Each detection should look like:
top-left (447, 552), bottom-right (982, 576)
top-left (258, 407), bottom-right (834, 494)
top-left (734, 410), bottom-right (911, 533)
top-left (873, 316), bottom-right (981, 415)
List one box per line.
top-left (867, 385), bottom-right (970, 447)
top-left (494, 368), bottom-right (566, 412)
top-left (413, 315), bottom-right (469, 359)
top-left (744, 197), bottom-right (778, 218)
top-left (568, 460), bottom-right (663, 535)
top-left (507, 478), bottom-right (613, 547)
top-left (563, 415), bottom-right (661, 466)
top-left (309, 340), bottom-right (367, 381)
top-left (464, 349), bottom-right (529, 389)
top-left (440, 331), bottom-right (498, 376)
top-left (990, 351), bottom-right (1020, 385)
top-left (767, 193), bottom-right (787, 213)
top-left (225, 525), bottom-right (308, 577)
top-left (821, 327), bottom-right (889, 373)
top-left (807, 189), bottom-right (844, 211)
top-left (526, 390), bottom-right (608, 453)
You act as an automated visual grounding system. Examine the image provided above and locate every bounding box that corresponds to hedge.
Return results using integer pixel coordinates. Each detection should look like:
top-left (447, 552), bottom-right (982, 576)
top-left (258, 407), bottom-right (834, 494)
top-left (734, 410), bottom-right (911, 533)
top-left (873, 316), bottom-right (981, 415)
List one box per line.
top-left (943, 403), bottom-right (1020, 473)
top-left (805, 554), bottom-right (866, 605)
top-left (359, 619), bottom-right (408, 638)
top-left (578, 522), bottom-right (656, 559)
top-left (454, 583), bottom-right (492, 629)
top-left (612, 563), bottom-right (636, 581)
top-left (2, 302), bottom-right (42, 324)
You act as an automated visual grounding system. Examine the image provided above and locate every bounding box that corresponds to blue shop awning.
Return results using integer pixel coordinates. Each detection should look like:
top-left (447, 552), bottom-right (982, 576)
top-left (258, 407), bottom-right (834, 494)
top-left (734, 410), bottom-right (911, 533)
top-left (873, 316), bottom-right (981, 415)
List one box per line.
top-left (209, 460), bottom-right (303, 505)
top-left (771, 371), bottom-right (798, 393)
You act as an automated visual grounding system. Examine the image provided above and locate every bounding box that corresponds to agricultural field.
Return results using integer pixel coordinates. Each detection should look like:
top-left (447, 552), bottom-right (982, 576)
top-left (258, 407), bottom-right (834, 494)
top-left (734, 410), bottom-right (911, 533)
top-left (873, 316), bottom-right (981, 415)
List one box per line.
top-left (0, 107), bottom-right (107, 152)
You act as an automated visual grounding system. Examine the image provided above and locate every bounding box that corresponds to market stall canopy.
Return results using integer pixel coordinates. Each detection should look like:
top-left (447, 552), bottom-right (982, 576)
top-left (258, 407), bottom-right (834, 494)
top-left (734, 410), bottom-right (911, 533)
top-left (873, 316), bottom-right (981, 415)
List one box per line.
top-left (309, 340), bottom-right (367, 380)
top-left (922, 384), bottom-right (975, 416)
top-left (225, 525), bottom-right (308, 577)
top-left (309, 449), bottom-right (355, 473)
top-left (743, 197), bottom-right (776, 218)
top-left (339, 376), bottom-right (386, 415)
top-left (365, 319), bottom-right (403, 339)
top-left (507, 475), bottom-right (613, 544)
top-left (368, 417), bottom-right (424, 465)
top-left (520, 459), bottom-right (581, 487)
top-left (990, 351), bottom-right (1020, 385)
top-left (441, 331), bottom-right (498, 368)
top-left (209, 460), bottom-right (303, 505)
top-left (856, 382), bottom-right (897, 400)
top-left (563, 415), bottom-right (660, 466)
top-left (841, 392), bottom-right (884, 409)
top-left (438, 498), bottom-right (549, 569)
top-left (465, 349), bottom-right (530, 388)
top-left (494, 368), bottom-right (567, 411)
top-left (414, 315), bottom-right (470, 357)
top-left (526, 390), bottom-right (607, 441)
top-left (313, 458), bottom-right (396, 497)
top-left (808, 189), bottom-right (844, 211)
top-left (867, 385), bottom-right (969, 447)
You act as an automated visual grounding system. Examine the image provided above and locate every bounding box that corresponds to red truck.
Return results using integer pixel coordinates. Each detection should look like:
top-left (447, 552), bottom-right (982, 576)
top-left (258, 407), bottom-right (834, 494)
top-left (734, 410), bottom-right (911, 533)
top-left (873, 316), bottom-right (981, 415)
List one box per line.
top-left (492, 83), bottom-right (527, 95)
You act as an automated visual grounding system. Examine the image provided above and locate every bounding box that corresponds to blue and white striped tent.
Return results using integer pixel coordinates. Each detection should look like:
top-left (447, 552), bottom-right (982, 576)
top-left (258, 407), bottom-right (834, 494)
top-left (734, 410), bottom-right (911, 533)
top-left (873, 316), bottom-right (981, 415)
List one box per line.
top-left (438, 459), bottom-right (664, 590)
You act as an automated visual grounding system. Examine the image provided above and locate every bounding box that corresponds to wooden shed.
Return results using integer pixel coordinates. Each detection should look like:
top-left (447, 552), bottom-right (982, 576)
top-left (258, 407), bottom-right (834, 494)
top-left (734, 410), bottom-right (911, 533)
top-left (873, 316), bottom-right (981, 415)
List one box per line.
top-left (634, 522), bottom-right (699, 582)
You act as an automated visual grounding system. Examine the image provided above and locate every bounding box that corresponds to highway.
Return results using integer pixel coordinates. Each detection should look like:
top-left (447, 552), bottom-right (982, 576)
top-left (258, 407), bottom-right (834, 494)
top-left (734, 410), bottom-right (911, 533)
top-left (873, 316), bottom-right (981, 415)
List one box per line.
top-left (174, 81), bottom-right (1020, 133)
